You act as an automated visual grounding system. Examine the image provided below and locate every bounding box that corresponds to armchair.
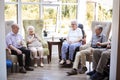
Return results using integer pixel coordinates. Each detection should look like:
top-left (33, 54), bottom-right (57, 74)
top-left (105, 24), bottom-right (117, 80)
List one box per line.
top-left (23, 20), bottom-right (49, 63)
top-left (86, 21), bottom-right (112, 70)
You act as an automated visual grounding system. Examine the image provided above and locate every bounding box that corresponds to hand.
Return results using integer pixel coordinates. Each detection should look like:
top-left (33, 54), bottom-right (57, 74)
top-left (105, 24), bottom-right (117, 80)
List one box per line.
top-left (20, 41), bottom-right (24, 45)
top-left (96, 42), bottom-right (102, 46)
top-left (68, 41), bottom-right (72, 44)
top-left (16, 49), bottom-right (22, 54)
top-left (106, 44), bottom-right (111, 49)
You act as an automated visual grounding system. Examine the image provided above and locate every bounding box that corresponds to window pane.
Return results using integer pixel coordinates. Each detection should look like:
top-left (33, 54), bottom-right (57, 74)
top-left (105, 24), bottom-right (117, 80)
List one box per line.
top-left (43, 6), bottom-right (58, 36)
top-left (21, 0), bottom-right (39, 2)
top-left (5, 0), bottom-right (17, 2)
top-left (60, 5), bottom-right (77, 35)
top-left (22, 4), bottom-right (39, 20)
top-left (62, 0), bottom-right (77, 3)
top-left (86, 3), bottom-right (95, 27)
top-left (43, 0), bottom-right (58, 2)
top-left (5, 4), bottom-right (17, 23)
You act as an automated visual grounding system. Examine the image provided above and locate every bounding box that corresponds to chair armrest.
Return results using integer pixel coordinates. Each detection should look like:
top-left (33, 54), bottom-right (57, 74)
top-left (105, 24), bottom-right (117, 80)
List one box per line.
top-left (41, 40), bottom-right (48, 48)
top-left (6, 49), bottom-right (11, 60)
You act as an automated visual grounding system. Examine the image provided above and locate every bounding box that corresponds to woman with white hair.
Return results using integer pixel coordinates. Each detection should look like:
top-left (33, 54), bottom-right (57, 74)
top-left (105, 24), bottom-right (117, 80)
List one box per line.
top-left (27, 26), bottom-right (44, 67)
top-left (60, 20), bottom-right (83, 65)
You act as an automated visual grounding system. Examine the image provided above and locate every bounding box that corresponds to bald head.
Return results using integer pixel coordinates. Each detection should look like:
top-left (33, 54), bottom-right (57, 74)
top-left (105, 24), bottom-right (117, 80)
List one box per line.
top-left (11, 23), bottom-right (19, 34)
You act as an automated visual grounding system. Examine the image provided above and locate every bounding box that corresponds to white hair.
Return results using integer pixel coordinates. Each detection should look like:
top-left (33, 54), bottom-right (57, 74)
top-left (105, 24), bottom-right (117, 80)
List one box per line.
top-left (71, 20), bottom-right (78, 26)
top-left (27, 26), bottom-right (35, 31)
top-left (11, 23), bottom-right (19, 28)
top-left (95, 25), bottom-right (103, 31)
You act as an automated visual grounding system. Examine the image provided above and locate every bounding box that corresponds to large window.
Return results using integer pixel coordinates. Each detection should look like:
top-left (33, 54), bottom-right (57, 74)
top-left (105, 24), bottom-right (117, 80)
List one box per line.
top-left (5, 0), bottom-right (78, 37)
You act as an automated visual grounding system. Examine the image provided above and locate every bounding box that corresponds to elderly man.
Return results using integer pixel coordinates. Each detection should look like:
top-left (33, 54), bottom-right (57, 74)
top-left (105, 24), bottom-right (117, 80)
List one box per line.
top-left (60, 20), bottom-right (83, 65)
top-left (6, 23), bottom-right (33, 73)
top-left (67, 25), bottom-right (107, 75)
top-left (87, 41), bottom-right (111, 80)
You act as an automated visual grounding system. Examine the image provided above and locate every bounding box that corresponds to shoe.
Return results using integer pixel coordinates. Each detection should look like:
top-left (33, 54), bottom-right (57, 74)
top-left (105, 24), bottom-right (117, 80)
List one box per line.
top-left (67, 68), bottom-right (77, 76)
top-left (25, 67), bottom-right (34, 71)
top-left (86, 70), bottom-right (96, 76)
top-left (40, 62), bottom-right (44, 67)
top-left (79, 66), bottom-right (87, 74)
top-left (90, 72), bottom-right (103, 80)
top-left (19, 67), bottom-right (26, 73)
top-left (34, 63), bottom-right (38, 68)
top-left (60, 60), bottom-right (65, 65)
top-left (66, 60), bottom-right (71, 64)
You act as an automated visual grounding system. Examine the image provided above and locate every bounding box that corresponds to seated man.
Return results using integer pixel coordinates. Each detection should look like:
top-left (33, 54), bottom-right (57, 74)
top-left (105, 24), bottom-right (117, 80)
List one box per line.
top-left (6, 23), bottom-right (34, 73)
top-left (87, 41), bottom-right (111, 80)
top-left (67, 25), bottom-right (107, 75)
top-left (60, 20), bottom-right (83, 65)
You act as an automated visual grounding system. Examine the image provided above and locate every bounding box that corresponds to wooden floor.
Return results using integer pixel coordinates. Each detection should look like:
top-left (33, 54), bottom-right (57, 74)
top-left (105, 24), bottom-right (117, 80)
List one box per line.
top-left (7, 46), bottom-right (90, 80)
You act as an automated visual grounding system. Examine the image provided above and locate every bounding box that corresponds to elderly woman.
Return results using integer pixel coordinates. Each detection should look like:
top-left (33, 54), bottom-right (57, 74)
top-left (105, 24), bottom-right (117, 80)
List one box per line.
top-left (60, 20), bottom-right (83, 65)
top-left (27, 26), bottom-right (44, 67)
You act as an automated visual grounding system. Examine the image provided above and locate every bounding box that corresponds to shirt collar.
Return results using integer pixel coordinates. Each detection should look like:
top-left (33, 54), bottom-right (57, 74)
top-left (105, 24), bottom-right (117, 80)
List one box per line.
top-left (10, 31), bottom-right (17, 36)
top-left (96, 33), bottom-right (102, 37)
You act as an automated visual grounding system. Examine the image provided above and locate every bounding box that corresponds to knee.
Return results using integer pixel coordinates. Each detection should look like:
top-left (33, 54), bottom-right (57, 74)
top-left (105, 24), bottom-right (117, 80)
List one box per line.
top-left (62, 43), bottom-right (69, 48)
top-left (38, 48), bottom-right (44, 52)
top-left (76, 52), bottom-right (81, 56)
top-left (101, 52), bottom-right (109, 58)
top-left (31, 48), bottom-right (37, 54)
top-left (69, 44), bottom-right (75, 49)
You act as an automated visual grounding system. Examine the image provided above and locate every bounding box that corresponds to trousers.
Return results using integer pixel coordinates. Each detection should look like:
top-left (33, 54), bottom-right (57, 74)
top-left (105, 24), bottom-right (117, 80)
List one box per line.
top-left (93, 49), bottom-right (111, 73)
top-left (61, 41), bottom-right (82, 61)
top-left (11, 47), bottom-right (31, 67)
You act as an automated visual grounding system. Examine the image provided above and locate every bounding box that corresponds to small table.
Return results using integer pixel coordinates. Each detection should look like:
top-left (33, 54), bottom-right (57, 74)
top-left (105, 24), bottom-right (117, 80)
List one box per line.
top-left (47, 41), bottom-right (62, 63)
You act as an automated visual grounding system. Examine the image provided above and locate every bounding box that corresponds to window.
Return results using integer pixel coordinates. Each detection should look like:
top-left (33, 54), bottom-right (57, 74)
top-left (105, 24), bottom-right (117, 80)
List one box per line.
top-left (22, 4), bottom-right (40, 20)
top-left (62, 0), bottom-right (77, 3)
top-left (5, 0), bottom-right (17, 2)
top-left (21, 0), bottom-right (39, 2)
top-left (5, 4), bottom-right (17, 22)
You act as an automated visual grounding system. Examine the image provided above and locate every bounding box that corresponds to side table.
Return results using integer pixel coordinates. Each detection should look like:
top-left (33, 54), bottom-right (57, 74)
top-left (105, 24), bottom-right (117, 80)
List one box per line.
top-left (47, 41), bottom-right (62, 63)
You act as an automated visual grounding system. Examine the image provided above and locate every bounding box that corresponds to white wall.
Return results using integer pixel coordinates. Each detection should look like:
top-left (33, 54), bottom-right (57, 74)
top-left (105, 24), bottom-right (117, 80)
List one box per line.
top-left (110, 0), bottom-right (120, 80)
top-left (0, 0), bottom-right (7, 80)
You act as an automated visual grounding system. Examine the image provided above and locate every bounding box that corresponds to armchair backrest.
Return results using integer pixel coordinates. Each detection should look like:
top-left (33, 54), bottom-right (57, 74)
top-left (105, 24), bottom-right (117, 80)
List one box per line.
top-left (91, 21), bottom-right (112, 40)
top-left (23, 20), bottom-right (44, 40)
top-left (5, 21), bottom-right (14, 36)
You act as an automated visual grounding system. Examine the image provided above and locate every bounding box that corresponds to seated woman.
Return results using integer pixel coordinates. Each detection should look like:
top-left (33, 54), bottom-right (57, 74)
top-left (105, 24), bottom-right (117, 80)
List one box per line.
top-left (60, 20), bottom-right (83, 65)
top-left (27, 26), bottom-right (44, 67)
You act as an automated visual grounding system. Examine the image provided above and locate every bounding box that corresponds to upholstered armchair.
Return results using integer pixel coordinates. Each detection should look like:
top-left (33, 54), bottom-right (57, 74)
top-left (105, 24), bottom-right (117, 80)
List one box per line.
top-left (86, 21), bottom-right (112, 70)
top-left (23, 20), bottom-right (49, 63)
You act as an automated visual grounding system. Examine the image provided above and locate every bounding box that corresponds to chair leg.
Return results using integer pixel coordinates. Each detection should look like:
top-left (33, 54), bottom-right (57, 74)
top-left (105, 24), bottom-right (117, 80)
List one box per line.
top-left (89, 62), bottom-right (91, 71)
top-left (47, 55), bottom-right (50, 64)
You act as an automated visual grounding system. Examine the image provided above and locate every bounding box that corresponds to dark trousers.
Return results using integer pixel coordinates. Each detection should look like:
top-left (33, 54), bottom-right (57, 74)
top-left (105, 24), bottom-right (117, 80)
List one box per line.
top-left (11, 47), bottom-right (31, 67)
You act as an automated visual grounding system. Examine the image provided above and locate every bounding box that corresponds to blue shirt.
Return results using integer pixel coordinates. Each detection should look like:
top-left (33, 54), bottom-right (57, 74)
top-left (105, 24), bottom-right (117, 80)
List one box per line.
top-left (91, 34), bottom-right (107, 48)
top-left (6, 32), bottom-right (23, 48)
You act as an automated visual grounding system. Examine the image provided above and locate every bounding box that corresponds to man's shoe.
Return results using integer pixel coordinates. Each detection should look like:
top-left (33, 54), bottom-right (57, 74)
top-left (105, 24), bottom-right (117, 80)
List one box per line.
top-left (67, 68), bottom-right (77, 76)
top-left (19, 67), bottom-right (26, 73)
top-left (79, 66), bottom-right (87, 74)
top-left (86, 70), bottom-right (96, 76)
top-left (25, 67), bottom-right (34, 71)
top-left (90, 72), bottom-right (103, 80)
